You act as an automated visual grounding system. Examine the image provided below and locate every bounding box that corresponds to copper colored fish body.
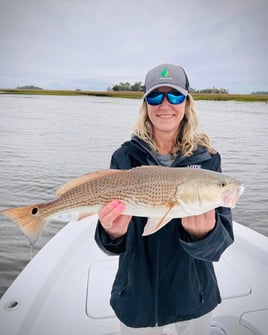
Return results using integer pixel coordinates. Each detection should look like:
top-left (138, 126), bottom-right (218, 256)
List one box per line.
top-left (0, 166), bottom-right (244, 244)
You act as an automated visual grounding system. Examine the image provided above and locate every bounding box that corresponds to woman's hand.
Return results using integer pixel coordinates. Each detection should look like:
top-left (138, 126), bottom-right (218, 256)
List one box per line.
top-left (98, 200), bottom-right (132, 240)
top-left (181, 209), bottom-right (216, 240)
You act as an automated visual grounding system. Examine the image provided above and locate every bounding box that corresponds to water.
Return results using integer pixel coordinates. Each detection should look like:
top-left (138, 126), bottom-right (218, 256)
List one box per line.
top-left (0, 94), bottom-right (267, 298)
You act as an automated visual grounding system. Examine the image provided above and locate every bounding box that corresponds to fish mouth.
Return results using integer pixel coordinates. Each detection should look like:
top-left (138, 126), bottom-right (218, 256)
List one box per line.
top-left (223, 185), bottom-right (245, 207)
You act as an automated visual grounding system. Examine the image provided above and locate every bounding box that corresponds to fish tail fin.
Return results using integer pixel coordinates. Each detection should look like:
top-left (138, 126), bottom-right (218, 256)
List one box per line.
top-left (0, 204), bottom-right (46, 245)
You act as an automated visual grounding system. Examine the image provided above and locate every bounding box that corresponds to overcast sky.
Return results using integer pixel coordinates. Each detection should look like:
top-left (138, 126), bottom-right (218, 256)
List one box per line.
top-left (0, 0), bottom-right (267, 93)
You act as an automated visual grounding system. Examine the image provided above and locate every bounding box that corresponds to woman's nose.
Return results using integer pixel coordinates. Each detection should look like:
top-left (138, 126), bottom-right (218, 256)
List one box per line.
top-left (160, 95), bottom-right (171, 107)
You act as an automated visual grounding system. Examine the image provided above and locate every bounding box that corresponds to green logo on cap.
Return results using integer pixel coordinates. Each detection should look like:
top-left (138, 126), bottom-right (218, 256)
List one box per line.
top-left (161, 67), bottom-right (169, 77)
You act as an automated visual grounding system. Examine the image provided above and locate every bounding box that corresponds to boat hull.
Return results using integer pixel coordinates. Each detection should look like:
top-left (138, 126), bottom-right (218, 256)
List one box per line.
top-left (0, 216), bottom-right (268, 334)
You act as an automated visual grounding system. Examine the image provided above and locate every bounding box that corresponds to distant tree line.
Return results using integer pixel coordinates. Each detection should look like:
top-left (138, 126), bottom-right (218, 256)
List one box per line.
top-left (251, 91), bottom-right (268, 95)
top-left (108, 81), bottom-right (144, 92)
top-left (109, 82), bottom-right (229, 94)
top-left (189, 87), bottom-right (229, 94)
top-left (16, 85), bottom-right (43, 90)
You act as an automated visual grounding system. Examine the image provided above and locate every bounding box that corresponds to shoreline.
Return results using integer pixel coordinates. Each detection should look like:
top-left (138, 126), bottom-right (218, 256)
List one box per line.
top-left (0, 88), bottom-right (267, 102)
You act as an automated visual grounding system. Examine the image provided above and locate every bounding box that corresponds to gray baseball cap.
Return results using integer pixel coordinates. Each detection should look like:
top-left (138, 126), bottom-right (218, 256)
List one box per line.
top-left (143, 63), bottom-right (190, 98)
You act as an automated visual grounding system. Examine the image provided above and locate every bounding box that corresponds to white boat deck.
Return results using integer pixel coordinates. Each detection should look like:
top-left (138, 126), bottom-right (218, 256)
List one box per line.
top-left (0, 215), bottom-right (267, 335)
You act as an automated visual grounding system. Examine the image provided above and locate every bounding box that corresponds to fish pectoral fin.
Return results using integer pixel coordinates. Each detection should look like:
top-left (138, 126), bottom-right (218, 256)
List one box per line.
top-left (56, 169), bottom-right (126, 196)
top-left (142, 217), bottom-right (172, 236)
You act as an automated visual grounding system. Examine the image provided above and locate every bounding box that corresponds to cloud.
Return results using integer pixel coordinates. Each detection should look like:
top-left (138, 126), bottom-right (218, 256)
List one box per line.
top-left (0, 0), bottom-right (267, 92)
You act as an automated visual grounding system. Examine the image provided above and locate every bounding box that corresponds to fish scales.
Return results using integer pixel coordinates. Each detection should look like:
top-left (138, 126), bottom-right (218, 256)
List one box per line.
top-left (36, 167), bottom-right (178, 220)
top-left (65, 168), bottom-right (175, 208)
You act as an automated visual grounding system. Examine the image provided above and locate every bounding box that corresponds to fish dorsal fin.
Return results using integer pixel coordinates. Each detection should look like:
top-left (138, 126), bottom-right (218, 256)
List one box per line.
top-left (56, 169), bottom-right (125, 197)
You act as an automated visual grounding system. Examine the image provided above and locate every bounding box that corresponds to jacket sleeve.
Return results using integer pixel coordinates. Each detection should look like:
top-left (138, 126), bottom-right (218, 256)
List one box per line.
top-left (94, 148), bottom-right (131, 256)
top-left (178, 152), bottom-right (234, 262)
top-left (178, 206), bottom-right (234, 262)
top-left (94, 222), bottom-right (127, 255)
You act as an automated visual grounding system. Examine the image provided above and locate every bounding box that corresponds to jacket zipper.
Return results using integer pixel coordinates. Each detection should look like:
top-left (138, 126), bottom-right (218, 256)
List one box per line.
top-left (154, 235), bottom-right (161, 326)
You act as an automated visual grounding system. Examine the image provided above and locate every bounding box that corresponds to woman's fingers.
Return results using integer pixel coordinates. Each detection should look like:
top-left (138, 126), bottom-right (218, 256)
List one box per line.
top-left (99, 200), bottom-right (124, 224)
top-left (98, 200), bottom-right (132, 239)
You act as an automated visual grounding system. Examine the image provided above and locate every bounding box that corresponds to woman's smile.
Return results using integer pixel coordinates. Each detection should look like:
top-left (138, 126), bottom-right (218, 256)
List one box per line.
top-left (156, 113), bottom-right (176, 119)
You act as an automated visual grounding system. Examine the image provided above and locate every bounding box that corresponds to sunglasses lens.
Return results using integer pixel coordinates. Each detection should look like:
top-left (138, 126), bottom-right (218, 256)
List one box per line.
top-left (146, 91), bottom-right (186, 105)
top-left (146, 92), bottom-right (164, 105)
top-left (167, 92), bottom-right (185, 104)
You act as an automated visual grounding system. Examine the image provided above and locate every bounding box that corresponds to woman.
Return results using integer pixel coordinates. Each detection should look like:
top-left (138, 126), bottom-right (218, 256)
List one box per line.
top-left (95, 63), bottom-right (233, 335)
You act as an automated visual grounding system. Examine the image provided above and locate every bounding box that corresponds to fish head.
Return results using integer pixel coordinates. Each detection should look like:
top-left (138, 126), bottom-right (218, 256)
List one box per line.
top-left (175, 170), bottom-right (244, 213)
top-left (221, 178), bottom-right (245, 208)
top-left (207, 174), bottom-right (244, 208)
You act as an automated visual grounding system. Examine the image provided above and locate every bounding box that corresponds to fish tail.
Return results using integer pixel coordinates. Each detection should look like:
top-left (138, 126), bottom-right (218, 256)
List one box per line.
top-left (0, 204), bottom-right (46, 245)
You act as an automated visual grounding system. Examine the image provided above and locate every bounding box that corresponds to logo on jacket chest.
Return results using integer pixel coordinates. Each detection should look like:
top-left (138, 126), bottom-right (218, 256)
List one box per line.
top-left (187, 164), bottom-right (201, 169)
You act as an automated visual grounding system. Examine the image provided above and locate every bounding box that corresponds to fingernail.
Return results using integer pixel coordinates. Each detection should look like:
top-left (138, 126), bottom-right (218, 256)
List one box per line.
top-left (118, 204), bottom-right (125, 211)
top-left (111, 200), bottom-right (118, 208)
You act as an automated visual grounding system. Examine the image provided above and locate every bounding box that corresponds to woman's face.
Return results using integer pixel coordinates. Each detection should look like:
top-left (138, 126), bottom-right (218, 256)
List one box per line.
top-left (146, 86), bottom-right (186, 138)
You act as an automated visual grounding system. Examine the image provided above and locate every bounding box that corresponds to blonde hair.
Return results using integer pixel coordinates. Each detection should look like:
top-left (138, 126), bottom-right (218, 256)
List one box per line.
top-left (133, 94), bottom-right (216, 157)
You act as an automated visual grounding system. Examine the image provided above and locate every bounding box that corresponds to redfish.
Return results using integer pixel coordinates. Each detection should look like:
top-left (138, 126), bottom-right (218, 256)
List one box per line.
top-left (0, 166), bottom-right (244, 244)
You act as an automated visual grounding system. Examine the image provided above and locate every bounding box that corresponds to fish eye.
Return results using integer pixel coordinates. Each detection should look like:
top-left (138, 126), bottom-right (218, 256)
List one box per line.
top-left (219, 181), bottom-right (227, 188)
top-left (31, 207), bottom-right (39, 216)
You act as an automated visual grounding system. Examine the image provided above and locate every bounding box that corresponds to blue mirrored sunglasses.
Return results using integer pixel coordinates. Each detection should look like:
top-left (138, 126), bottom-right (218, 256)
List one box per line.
top-left (146, 91), bottom-right (186, 106)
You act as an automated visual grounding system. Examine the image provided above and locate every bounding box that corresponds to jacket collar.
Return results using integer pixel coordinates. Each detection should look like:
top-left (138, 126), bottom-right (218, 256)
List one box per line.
top-left (126, 135), bottom-right (212, 167)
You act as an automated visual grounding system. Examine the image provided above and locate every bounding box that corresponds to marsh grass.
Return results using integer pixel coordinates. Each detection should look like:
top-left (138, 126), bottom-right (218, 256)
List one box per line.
top-left (0, 89), bottom-right (267, 102)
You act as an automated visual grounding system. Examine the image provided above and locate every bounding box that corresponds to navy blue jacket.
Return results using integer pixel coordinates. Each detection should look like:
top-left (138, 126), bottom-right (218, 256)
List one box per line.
top-left (95, 136), bottom-right (234, 327)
